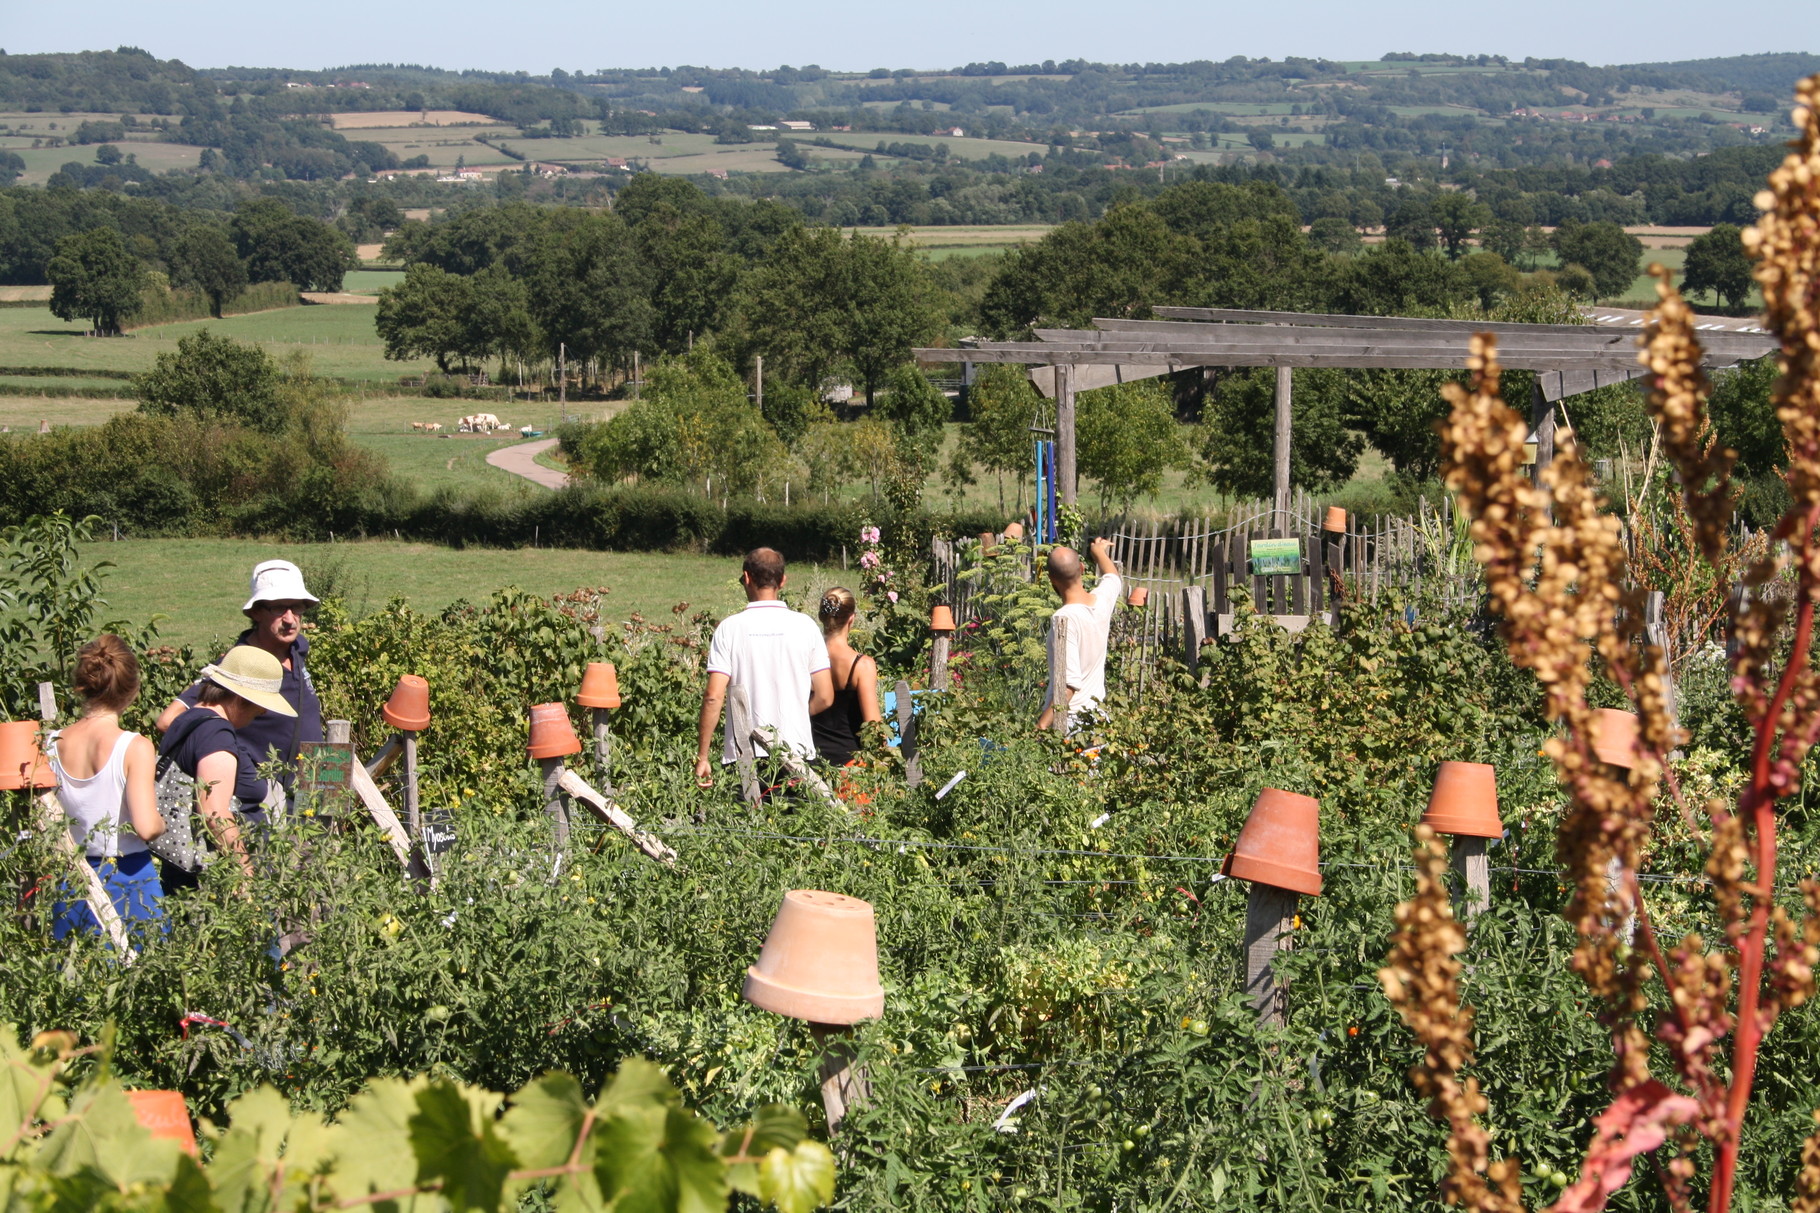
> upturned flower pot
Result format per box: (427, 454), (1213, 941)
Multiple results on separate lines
(930, 606), (956, 633)
(1589, 708), (1639, 770)
(977, 530), (997, 553)
(1221, 788), (1323, 896)
(0, 720), (54, 791)
(526, 702), (582, 759)
(577, 662), (622, 709)
(1420, 761), (1502, 838)
(1322, 506), (1347, 534)
(1002, 521), (1025, 541)
(743, 889), (885, 1024)
(380, 675), (431, 732)
(126, 1090), (197, 1156)
(1127, 586), (1149, 608)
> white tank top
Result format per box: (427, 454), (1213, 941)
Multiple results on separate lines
(49, 731), (144, 859)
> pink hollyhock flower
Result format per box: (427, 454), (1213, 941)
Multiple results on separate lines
(887, 591), (898, 603)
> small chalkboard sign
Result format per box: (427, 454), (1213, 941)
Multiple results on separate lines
(422, 807), (458, 855)
(297, 743), (354, 818)
(1249, 538), (1302, 576)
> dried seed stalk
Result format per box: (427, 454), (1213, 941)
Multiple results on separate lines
(1379, 826), (1522, 1211)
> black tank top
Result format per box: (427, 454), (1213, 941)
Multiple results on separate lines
(811, 654), (868, 767)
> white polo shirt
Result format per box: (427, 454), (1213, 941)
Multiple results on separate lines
(706, 600), (830, 762)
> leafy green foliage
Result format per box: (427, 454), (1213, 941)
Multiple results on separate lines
(0, 1027), (833, 1213)
(46, 227), (146, 338)
(132, 331), (283, 434)
(1074, 379), (1187, 512)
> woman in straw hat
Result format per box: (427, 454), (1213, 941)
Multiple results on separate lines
(157, 646), (297, 887)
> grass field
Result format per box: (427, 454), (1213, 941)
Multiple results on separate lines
(811, 132), (1053, 161)
(0, 304), (430, 383)
(340, 269), (404, 295)
(329, 110), (499, 129)
(847, 224), (1052, 249)
(92, 539), (755, 650)
(1, 141), (205, 185)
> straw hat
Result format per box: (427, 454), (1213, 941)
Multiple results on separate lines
(200, 647), (298, 717)
(242, 560), (319, 613)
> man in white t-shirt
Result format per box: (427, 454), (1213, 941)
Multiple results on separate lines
(1037, 537), (1122, 731)
(695, 548), (835, 783)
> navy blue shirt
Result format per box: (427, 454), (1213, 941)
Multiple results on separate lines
(159, 707), (272, 806)
(177, 631), (325, 776)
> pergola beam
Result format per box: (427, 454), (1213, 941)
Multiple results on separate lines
(916, 347), (1676, 371)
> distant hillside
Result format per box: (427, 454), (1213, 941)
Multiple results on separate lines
(1621, 52), (1820, 94)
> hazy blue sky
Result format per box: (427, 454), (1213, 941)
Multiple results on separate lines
(3, 0), (1814, 74)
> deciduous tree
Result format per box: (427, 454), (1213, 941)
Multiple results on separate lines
(1680, 223), (1753, 309)
(169, 224), (246, 319)
(131, 329), (283, 432)
(46, 226), (145, 336)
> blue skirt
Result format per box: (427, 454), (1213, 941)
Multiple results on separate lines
(51, 851), (165, 941)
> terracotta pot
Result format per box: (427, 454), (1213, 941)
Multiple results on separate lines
(977, 530), (997, 553)
(1127, 586), (1149, 608)
(1588, 708), (1639, 770)
(1420, 761), (1502, 838)
(1221, 788), (1322, 896)
(0, 720), (53, 791)
(930, 605), (956, 633)
(526, 702), (582, 759)
(743, 889), (885, 1024)
(1322, 506), (1347, 534)
(380, 674), (431, 732)
(577, 662), (622, 709)
(126, 1090), (197, 1156)
(1003, 521), (1025, 541)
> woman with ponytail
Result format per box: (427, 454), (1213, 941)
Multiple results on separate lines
(46, 634), (165, 938)
(809, 587), (883, 769)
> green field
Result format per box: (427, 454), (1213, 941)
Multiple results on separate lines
(0, 303), (431, 382)
(340, 269), (404, 295)
(92, 538), (756, 651)
(0, 140), (205, 185)
(812, 132), (1053, 161)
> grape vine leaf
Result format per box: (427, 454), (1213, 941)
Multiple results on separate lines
(758, 1141), (837, 1213)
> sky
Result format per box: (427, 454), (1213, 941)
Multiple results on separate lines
(2, 0), (1814, 74)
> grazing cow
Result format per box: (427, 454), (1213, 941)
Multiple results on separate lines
(425, 422), (443, 432)
(411, 421), (427, 431)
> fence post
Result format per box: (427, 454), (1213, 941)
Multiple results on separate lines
(1181, 585), (1207, 672)
(1047, 615), (1071, 735)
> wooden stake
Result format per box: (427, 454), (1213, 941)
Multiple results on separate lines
(1055, 363), (1076, 506)
(811, 1023), (872, 1135)
(555, 767), (677, 864)
(930, 634), (951, 693)
(726, 684), (762, 806)
(35, 791), (135, 962)
(1181, 585), (1207, 673)
(894, 679), (921, 788)
(538, 757), (569, 850)
(327, 720), (351, 746)
(591, 709), (613, 791)
(1448, 836), (1490, 924)
(751, 727), (845, 811)
(36, 682), (56, 724)
(1243, 883), (1298, 1028)
(1047, 615), (1071, 735)
(1529, 378), (1555, 485)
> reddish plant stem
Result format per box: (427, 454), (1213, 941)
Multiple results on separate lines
(1713, 507), (1817, 1208)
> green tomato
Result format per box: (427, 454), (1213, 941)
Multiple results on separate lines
(1133, 1124), (1150, 1138)
(425, 1005), (451, 1023)
(1188, 1020), (1210, 1037)
(1014, 1188), (1029, 1200)
(1550, 1171), (1569, 1189)
(1121, 1140), (1136, 1152)
(1087, 1085), (1103, 1099)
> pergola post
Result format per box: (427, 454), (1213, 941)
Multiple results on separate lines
(1055, 363), (1077, 507)
(1273, 367), (1292, 531)
(1529, 378), (1555, 483)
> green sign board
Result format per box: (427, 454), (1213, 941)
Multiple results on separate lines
(1249, 538), (1302, 576)
(297, 743), (354, 818)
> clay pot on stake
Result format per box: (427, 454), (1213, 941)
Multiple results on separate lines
(1322, 506), (1347, 534)
(126, 1090), (198, 1156)
(378, 676), (431, 876)
(929, 608), (954, 691)
(0, 720), (54, 792)
(527, 703), (582, 851)
(744, 889), (885, 1133)
(1222, 788), (1322, 1027)
(1420, 761), (1502, 921)
(1584, 708), (1642, 940)
(576, 662), (621, 787)
(1127, 585), (1149, 609)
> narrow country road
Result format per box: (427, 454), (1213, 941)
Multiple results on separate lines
(486, 437), (569, 489)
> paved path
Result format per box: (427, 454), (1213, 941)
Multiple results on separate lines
(486, 438), (569, 489)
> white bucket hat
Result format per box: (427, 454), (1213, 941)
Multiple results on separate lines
(200, 646), (298, 717)
(242, 560), (319, 613)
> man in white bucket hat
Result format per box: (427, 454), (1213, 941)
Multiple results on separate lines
(156, 560), (325, 786)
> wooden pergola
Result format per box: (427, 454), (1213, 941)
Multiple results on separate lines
(914, 307), (1775, 519)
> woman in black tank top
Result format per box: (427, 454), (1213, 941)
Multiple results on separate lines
(810, 587), (882, 768)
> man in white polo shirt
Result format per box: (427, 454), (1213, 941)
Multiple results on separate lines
(694, 547), (834, 784)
